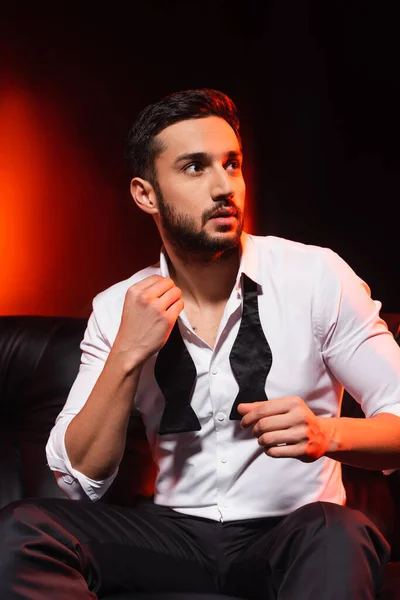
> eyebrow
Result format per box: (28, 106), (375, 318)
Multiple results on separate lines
(173, 150), (243, 166)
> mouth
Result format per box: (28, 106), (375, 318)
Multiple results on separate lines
(210, 207), (237, 219)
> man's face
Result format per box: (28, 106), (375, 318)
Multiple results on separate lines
(152, 116), (246, 255)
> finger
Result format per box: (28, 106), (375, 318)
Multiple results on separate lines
(237, 402), (266, 415)
(132, 275), (167, 291)
(156, 286), (182, 312)
(240, 398), (292, 428)
(252, 413), (295, 437)
(165, 298), (184, 323)
(144, 277), (177, 300)
(130, 277), (176, 303)
(265, 441), (310, 460)
(257, 425), (307, 448)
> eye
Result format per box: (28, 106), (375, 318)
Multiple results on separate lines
(183, 162), (204, 175)
(226, 159), (242, 172)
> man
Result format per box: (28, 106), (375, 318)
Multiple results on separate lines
(1, 88), (400, 599)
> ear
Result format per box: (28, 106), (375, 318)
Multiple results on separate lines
(130, 177), (159, 215)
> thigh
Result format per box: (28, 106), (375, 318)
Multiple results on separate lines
(1, 497), (219, 597)
(223, 502), (390, 600)
(219, 516), (282, 599)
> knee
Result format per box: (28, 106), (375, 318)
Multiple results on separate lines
(319, 501), (378, 537)
(294, 500), (373, 531)
(315, 502), (389, 559)
(290, 501), (388, 550)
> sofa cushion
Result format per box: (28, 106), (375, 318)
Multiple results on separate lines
(0, 316), (87, 506)
(0, 316), (156, 508)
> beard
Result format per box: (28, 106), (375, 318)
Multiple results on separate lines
(154, 181), (244, 258)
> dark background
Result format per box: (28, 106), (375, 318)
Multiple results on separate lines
(1, 1), (399, 315)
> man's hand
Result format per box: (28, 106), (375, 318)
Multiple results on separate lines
(65, 274), (183, 481)
(238, 396), (332, 462)
(112, 275), (184, 367)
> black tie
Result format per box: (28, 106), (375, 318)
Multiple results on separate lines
(229, 274), (273, 420)
(154, 322), (201, 435)
(154, 273), (273, 434)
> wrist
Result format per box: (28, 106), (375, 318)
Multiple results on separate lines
(108, 346), (146, 376)
(319, 417), (342, 456)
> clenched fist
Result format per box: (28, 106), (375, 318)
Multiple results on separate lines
(112, 275), (184, 367)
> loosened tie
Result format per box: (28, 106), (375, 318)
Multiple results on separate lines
(154, 321), (201, 435)
(229, 274), (273, 420)
(154, 273), (273, 433)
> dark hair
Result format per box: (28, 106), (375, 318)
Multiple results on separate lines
(125, 88), (241, 184)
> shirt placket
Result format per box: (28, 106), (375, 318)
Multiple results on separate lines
(208, 290), (242, 522)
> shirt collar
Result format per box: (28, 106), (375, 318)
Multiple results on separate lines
(159, 246), (171, 278)
(235, 232), (262, 295)
(158, 231), (262, 296)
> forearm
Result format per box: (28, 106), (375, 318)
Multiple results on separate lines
(322, 412), (400, 470)
(63, 274), (183, 483)
(65, 350), (143, 480)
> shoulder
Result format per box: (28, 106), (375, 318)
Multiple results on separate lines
(245, 233), (363, 308)
(248, 234), (376, 342)
(249, 232), (329, 255)
(247, 233), (338, 276)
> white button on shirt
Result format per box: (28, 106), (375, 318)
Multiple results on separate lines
(46, 233), (400, 521)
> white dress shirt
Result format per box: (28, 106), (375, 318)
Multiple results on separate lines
(46, 233), (400, 521)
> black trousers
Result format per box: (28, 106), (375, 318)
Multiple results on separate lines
(0, 497), (390, 599)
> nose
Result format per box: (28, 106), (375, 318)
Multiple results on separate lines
(211, 165), (234, 202)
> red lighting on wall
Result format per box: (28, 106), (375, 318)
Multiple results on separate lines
(0, 86), (52, 313)
(0, 82), (256, 317)
(0, 83), (121, 316)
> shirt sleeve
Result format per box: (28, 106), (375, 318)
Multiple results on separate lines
(313, 249), (400, 423)
(45, 301), (118, 501)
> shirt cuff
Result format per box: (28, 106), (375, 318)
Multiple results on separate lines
(49, 460), (118, 501)
(46, 420), (118, 501)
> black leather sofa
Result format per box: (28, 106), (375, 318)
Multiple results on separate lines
(0, 315), (399, 599)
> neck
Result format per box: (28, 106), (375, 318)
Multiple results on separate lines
(164, 240), (241, 307)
